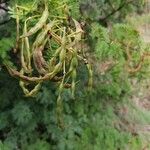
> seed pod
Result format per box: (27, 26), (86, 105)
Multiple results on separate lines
(52, 62), (63, 75)
(72, 19), (85, 57)
(71, 19), (83, 41)
(19, 70), (29, 95)
(25, 83), (41, 97)
(70, 55), (78, 69)
(32, 30), (48, 49)
(56, 95), (64, 129)
(20, 80), (41, 97)
(56, 77), (65, 129)
(5, 64), (64, 83)
(23, 19), (32, 72)
(59, 28), (66, 62)
(32, 22), (58, 74)
(20, 38), (29, 73)
(71, 81), (75, 98)
(86, 63), (93, 91)
(58, 80), (64, 94)
(33, 40), (48, 74)
(71, 69), (76, 98)
(48, 47), (62, 71)
(20, 0), (49, 38)
(19, 80), (29, 95)
(48, 57), (56, 71)
(14, 5), (20, 53)
(59, 47), (66, 62)
(66, 54), (78, 78)
(33, 21), (56, 48)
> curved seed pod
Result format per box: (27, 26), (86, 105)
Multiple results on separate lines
(19, 70), (41, 97)
(58, 79), (64, 94)
(25, 83), (41, 97)
(68, 19), (83, 41)
(48, 47), (61, 72)
(56, 95), (64, 129)
(71, 69), (76, 99)
(59, 28), (66, 62)
(21, 38), (29, 73)
(32, 22), (58, 74)
(32, 21), (56, 48)
(20, 0), (49, 38)
(72, 19), (86, 57)
(65, 53), (78, 78)
(56, 75), (65, 129)
(70, 54), (78, 69)
(20, 79), (41, 97)
(19, 80), (29, 95)
(86, 63), (93, 91)
(19, 69), (29, 95)
(48, 40), (76, 72)
(5, 65), (60, 83)
(14, 5), (20, 53)
(68, 51), (78, 98)
(23, 19), (32, 72)
(33, 50), (47, 74)
(20, 39), (32, 74)
(51, 62), (62, 75)
(33, 40), (48, 74)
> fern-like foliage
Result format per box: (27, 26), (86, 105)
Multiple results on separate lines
(0, 0), (149, 150)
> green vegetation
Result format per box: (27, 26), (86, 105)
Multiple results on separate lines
(0, 0), (149, 149)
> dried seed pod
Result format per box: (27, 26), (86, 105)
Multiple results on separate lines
(72, 19), (83, 40)
(14, 5), (20, 53)
(33, 40), (48, 74)
(32, 22), (58, 74)
(19, 80), (29, 95)
(21, 38), (29, 73)
(51, 62), (63, 75)
(25, 83), (41, 97)
(20, 0), (49, 38)
(22, 19), (32, 72)
(32, 21), (56, 48)
(5, 65), (61, 83)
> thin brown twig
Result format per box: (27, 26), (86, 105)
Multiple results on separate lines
(99, 0), (134, 22)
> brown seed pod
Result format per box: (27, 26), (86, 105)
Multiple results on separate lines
(33, 41), (48, 74)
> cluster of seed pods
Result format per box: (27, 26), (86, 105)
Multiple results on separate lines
(5, 0), (93, 126)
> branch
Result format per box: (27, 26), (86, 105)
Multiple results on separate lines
(99, 0), (134, 22)
(0, 5), (8, 11)
(107, 0), (115, 11)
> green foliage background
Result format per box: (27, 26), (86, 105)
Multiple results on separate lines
(0, 0), (149, 150)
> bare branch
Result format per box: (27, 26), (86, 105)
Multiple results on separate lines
(99, 0), (134, 22)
